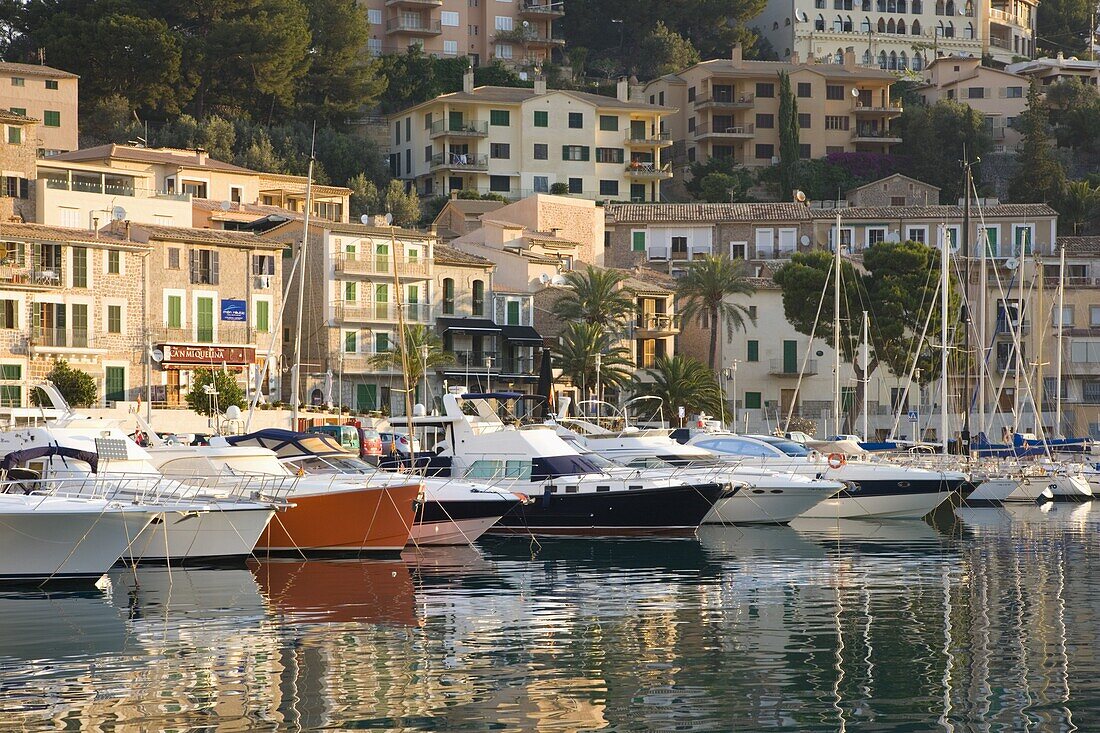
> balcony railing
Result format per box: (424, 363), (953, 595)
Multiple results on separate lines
(995, 317), (1030, 334)
(0, 263), (64, 287)
(519, 1), (565, 17)
(335, 302), (433, 323)
(385, 0), (443, 6)
(42, 177), (191, 201)
(624, 162), (673, 179)
(989, 7), (1026, 25)
(335, 253), (430, 278)
(31, 328), (94, 349)
(625, 131), (673, 146)
(769, 358), (819, 376)
(853, 101), (904, 113)
(635, 313), (681, 334)
(429, 119), (489, 137)
(444, 350), (501, 369)
(500, 356), (537, 375)
(852, 128), (901, 142)
(693, 93), (755, 109)
(431, 152), (489, 171)
(385, 17), (442, 34)
(694, 122), (754, 137)
(493, 28), (565, 45)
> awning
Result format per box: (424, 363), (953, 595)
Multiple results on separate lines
(500, 325), (543, 344)
(435, 317), (501, 334)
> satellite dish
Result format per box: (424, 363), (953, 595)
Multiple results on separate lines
(112, 206), (127, 221)
(360, 214), (371, 225)
(551, 274), (567, 286)
(522, 20), (530, 27)
(539, 273), (551, 284)
(224, 405), (242, 420)
(383, 212), (394, 226)
(1005, 257), (1020, 270)
(886, 230), (901, 242)
(794, 189), (807, 203)
(219, 200), (232, 212)
(800, 235), (810, 246)
(413, 403), (427, 417)
(150, 348), (164, 363)
(851, 87), (860, 97)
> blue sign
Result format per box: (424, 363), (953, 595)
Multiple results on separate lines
(907, 410), (918, 423)
(221, 299), (246, 322)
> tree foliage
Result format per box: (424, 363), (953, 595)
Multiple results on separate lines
(636, 355), (724, 418)
(637, 22), (701, 79)
(686, 158), (754, 202)
(1060, 179), (1100, 234)
(32, 360), (97, 408)
(1009, 79), (1066, 205)
(1037, 0), (1094, 56)
(777, 70), (799, 202)
(551, 266), (637, 329)
(551, 322), (636, 394)
(184, 369), (247, 416)
(367, 324), (452, 393)
(895, 99), (991, 202)
(675, 255), (757, 370)
(1046, 79), (1100, 154)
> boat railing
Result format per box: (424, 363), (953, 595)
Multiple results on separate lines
(0, 471), (297, 507)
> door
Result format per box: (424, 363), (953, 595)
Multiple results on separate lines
(506, 300), (520, 325)
(196, 297), (214, 343)
(105, 366), (125, 404)
(783, 340), (797, 374)
(375, 242), (390, 273)
(356, 383), (377, 412)
(630, 183), (645, 202)
(71, 303), (88, 347)
(449, 111), (463, 132)
(630, 119), (646, 140)
(780, 388), (799, 416)
(167, 370), (181, 406)
(375, 284), (389, 319)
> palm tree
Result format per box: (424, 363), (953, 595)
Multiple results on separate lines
(367, 324), (453, 391)
(551, 322), (635, 397)
(1060, 179), (1100, 234)
(676, 254), (757, 370)
(636, 355), (724, 419)
(551, 265), (636, 330)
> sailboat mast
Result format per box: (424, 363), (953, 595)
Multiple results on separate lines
(962, 159), (972, 455)
(861, 310), (869, 442)
(940, 223), (950, 455)
(290, 134), (316, 429)
(1055, 245), (1065, 438)
(978, 181), (988, 435)
(833, 210), (842, 437)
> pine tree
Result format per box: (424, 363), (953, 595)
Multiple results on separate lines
(1009, 78), (1066, 204)
(777, 70), (800, 202)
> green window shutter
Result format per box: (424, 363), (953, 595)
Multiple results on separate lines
(344, 281), (356, 301)
(345, 331), (357, 352)
(375, 333), (389, 353)
(745, 392), (762, 409)
(167, 296), (182, 329)
(408, 285), (419, 304)
(105, 367), (125, 403)
(507, 300), (520, 325)
(107, 305), (121, 333)
(197, 297), (214, 342)
(490, 109), (510, 126)
(356, 383), (377, 411)
(632, 231), (646, 252)
(7, 126), (19, 144)
(747, 340), (759, 362)
(43, 110), (60, 127)
(534, 110), (548, 127)
(256, 300), (270, 332)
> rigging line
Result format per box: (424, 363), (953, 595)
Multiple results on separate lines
(782, 257), (833, 434)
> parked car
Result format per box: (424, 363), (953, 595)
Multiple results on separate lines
(379, 431), (420, 455)
(306, 424), (383, 464)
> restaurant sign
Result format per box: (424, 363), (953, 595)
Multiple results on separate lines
(159, 344), (256, 365)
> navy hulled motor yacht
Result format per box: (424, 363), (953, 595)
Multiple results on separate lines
(388, 393), (734, 535)
(686, 433), (966, 519)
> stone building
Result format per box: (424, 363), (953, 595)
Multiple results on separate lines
(431, 197), (506, 240)
(0, 61), (79, 155)
(845, 173), (941, 206)
(0, 109), (38, 224)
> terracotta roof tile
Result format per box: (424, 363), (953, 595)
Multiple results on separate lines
(608, 202), (1057, 223)
(102, 221), (284, 249)
(434, 243), (493, 266)
(52, 144), (260, 174)
(0, 61), (78, 79)
(0, 222), (145, 246)
(1058, 236), (1100, 256)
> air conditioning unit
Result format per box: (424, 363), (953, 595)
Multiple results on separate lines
(255, 275), (272, 289)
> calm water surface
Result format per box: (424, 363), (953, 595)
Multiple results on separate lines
(2, 503), (1099, 731)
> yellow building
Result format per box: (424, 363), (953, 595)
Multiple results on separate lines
(389, 70), (674, 203)
(644, 46), (900, 170)
(918, 56), (1027, 152)
(0, 61), (79, 155)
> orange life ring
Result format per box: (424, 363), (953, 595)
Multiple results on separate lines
(827, 453), (847, 469)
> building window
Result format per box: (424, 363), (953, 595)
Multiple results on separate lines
(671, 236), (687, 254)
(441, 10), (459, 25)
(568, 112), (583, 128)
(6, 126), (19, 145)
(252, 254), (275, 276)
(425, 144), (433, 162)
(442, 278), (455, 314)
(755, 144), (775, 159)
(534, 143), (548, 160)
(255, 300), (270, 332)
(344, 281), (357, 302)
(534, 110), (548, 127)
(595, 147), (624, 163)
(562, 145), (590, 161)
(867, 227), (887, 246)
(107, 250), (120, 274)
(167, 295), (182, 328)
(632, 231), (646, 252)
(490, 109), (510, 126)
(344, 331), (357, 353)
(376, 332), (392, 355)
(43, 110), (60, 127)
(747, 340), (759, 362)
(472, 280), (485, 316)
(891, 196), (906, 206)
(906, 226), (927, 243)
(9, 107), (24, 116)
(489, 175), (511, 192)
(10, 77), (23, 87)
(45, 79), (58, 90)
(968, 86), (985, 99)
(825, 115), (850, 130)
(756, 113), (774, 129)
(1090, 305), (1100, 326)
(490, 142), (510, 159)
(744, 391), (762, 409)
(189, 249), (219, 285)
(107, 305), (122, 334)
(568, 177), (582, 194)
(798, 113), (811, 128)
(797, 82), (811, 97)
(799, 143), (811, 158)
(1007, 86), (1023, 98)
(826, 85), (844, 100)
(506, 300), (521, 325)
(1054, 305), (1074, 327)
(71, 246), (88, 288)
(599, 180), (619, 197)
(0, 298), (16, 329)
(756, 83), (774, 98)
(0, 363), (20, 407)
(599, 115), (618, 131)
(367, 8), (382, 24)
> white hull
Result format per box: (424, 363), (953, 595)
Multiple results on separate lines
(966, 478), (1019, 504)
(800, 490), (954, 519)
(410, 516), (502, 545)
(704, 488), (829, 525)
(1005, 475), (1090, 502)
(125, 506), (275, 561)
(0, 498), (155, 581)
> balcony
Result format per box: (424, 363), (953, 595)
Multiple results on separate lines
(335, 302), (432, 324)
(443, 350), (500, 370)
(499, 356), (538, 375)
(493, 28), (565, 47)
(624, 162), (673, 180)
(625, 131), (673, 148)
(693, 122), (754, 140)
(852, 128), (901, 144)
(334, 253), (430, 279)
(519, 1), (565, 18)
(694, 93), (755, 111)
(429, 119), (489, 139)
(156, 326), (254, 345)
(0, 263), (64, 289)
(385, 17), (442, 35)
(769, 359), (819, 376)
(853, 101), (904, 115)
(30, 328), (100, 352)
(385, 0), (442, 6)
(42, 176), (191, 202)
(430, 152), (489, 172)
(989, 7), (1028, 26)
(635, 313), (681, 337)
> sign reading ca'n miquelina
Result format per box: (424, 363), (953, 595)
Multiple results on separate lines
(160, 344), (256, 365)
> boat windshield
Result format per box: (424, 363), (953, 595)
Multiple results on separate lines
(531, 455), (606, 479)
(286, 455), (376, 474)
(755, 438), (813, 457)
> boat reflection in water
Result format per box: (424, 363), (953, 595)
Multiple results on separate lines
(1, 507), (1098, 731)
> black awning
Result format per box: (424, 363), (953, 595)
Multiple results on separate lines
(435, 317), (501, 334)
(500, 325), (543, 344)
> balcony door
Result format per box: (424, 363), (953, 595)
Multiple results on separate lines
(196, 296), (214, 343)
(783, 340), (798, 374)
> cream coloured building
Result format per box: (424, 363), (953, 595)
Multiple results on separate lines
(389, 70), (674, 202)
(752, 0), (1033, 68)
(360, 0), (564, 68)
(918, 55), (1027, 152)
(644, 47), (900, 169)
(0, 61), (79, 155)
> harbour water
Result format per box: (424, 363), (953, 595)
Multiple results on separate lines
(2, 504), (1098, 731)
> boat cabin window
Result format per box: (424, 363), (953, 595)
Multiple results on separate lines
(755, 438), (812, 457)
(695, 438), (780, 458)
(467, 460), (505, 480)
(625, 457), (666, 469)
(505, 460), (531, 479)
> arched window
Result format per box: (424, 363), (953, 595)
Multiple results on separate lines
(964, 21), (973, 38)
(816, 14), (826, 29)
(863, 49), (873, 64)
(472, 280), (484, 316)
(861, 17), (872, 31)
(936, 20), (944, 35)
(935, 0), (944, 14)
(888, 0), (897, 10)
(912, 0), (922, 12)
(887, 18), (896, 32)
(844, 15), (853, 30)
(945, 0), (955, 14)
(878, 50), (888, 68)
(442, 278), (455, 314)
(912, 18), (921, 33)
(945, 20), (954, 36)
(898, 18), (906, 32)
(877, 17), (886, 31)
(913, 52), (924, 70)
(899, 50), (908, 69)
(898, 0), (907, 12)
(835, 48), (844, 63)
(877, 0), (886, 11)
(889, 50), (898, 69)
(862, 0), (871, 10)
(833, 15), (843, 30)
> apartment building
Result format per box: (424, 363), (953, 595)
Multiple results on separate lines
(360, 0), (564, 67)
(0, 109), (38, 224)
(644, 48), (900, 170)
(751, 0), (1033, 68)
(918, 56), (1026, 151)
(101, 222), (285, 408)
(389, 71), (674, 202)
(0, 223), (150, 411)
(0, 61), (78, 155)
(1006, 54), (1100, 88)
(46, 145), (351, 228)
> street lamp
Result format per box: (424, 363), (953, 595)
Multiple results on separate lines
(723, 361), (740, 430)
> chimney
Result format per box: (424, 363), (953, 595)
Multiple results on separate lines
(450, 190), (459, 200)
(534, 78), (547, 95)
(616, 77), (629, 102)
(843, 48), (856, 68)
(195, 148), (207, 165)
(124, 220), (131, 241)
(463, 67), (474, 93)
(731, 43), (743, 66)
(370, 214), (390, 227)
(807, 51), (815, 63)
(790, 51), (801, 64)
